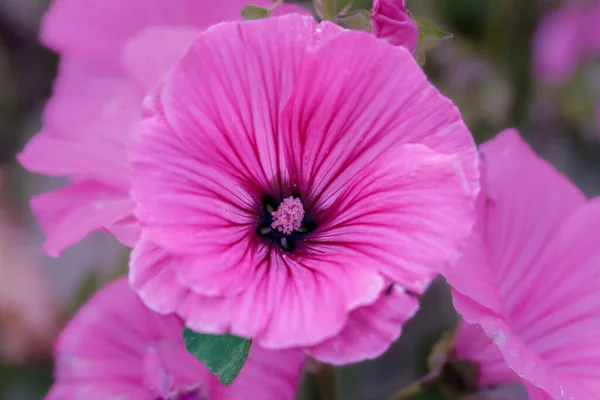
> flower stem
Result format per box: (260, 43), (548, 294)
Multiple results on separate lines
(314, 363), (339, 400)
(386, 381), (424, 400)
(304, 362), (339, 400)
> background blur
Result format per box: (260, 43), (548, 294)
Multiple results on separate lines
(0, 0), (599, 399)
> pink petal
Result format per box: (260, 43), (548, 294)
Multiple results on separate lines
(52, 279), (183, 388)
(371, 0), (418, 51)
(30, 181), (133, 257)
(525, 382), (553, 400)
(132, 114), (259, 272)
(179, 251), (384, 349)
(129, 238), (189, 314)
(18, 133), (131, 189)
(444, 204), (504, 314)
(312, 144), (475, 295)
(121, 26), (202, 92)
(248, 252), (384, 348)
(532, 1), (600, 85)
(51, 277), (305, 399)
(17, 58), (140, 187)
(133, 15), (340, 254)
(281, 27), (478, 209)
(453, 317), (518, 386)
(446, 129), (585, 317)
(41, 0), (253, 70)
(532, 6), (583, 84)
(105, 217), (140, 248)
(132, 238), (384, 351)
(142, 341), (211, 395)
(36, 57), (141, 146)
(306, 286), (418, 365)
(46, 382), (151, 400)
(213, 346), (305, 400)
(448, 130), (600, 399)
(17, 58), (141, 252)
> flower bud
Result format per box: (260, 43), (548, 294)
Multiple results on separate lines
(371, 0), (418, 52)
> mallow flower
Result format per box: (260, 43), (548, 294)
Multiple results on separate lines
(445, 129), (600, 399)
(46, 278), (305, 400)
(17, 0), (304, 256)
(533, 0), (600, 84)
(129, 13), (479, 360)
(18, 0), (479, 364)
(371, 0), (419, 51)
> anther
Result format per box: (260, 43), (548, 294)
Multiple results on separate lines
(271, 196), (305, 235)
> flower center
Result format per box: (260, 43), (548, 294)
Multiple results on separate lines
(271, 196), (305, 235)
(256, 194), (316, 252)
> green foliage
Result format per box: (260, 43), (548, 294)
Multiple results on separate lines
(335, 10), (372, 32)
(183, 329), (252, 385)
(241, 5), (272, 20)
(414, 18), (453, 65)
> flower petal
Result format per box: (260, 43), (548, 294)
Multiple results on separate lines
(133, 15), (341, 254)
(446, 129), (585, 316)
(179, 251), (384, 349)
(132, 114), (259, 278)
(45, 382), (151, 400)
(41, 0), (252, 69)
(306, 286), (417, 365)
(34, 57), (141, 146)
(250, 253), (384, 348)
(532, 6), (583, 84)
(31, 181), (133, 257)
(453, 316), (518, 386)
(18, 133), (131, 189)
(129, 238), (189, 314)
(450, 130), (600, 399)
(17, 58), (140, 188)
(281, 28), (478, 210)
(51, 277), (305, 399)
(312, 144), (475, 295)
(213, 346), (305, 400)
(121, 26), (201, 92)
(52, 279), (183, 390)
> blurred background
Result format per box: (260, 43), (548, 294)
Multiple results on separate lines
(0, 0), (599, 399)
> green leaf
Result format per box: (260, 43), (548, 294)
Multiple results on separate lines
(427, 330), (457, 373)
(241, 4), (271, 20)
(313, 0), (339, 21)
(183, 328), (252, 385)
(335, 9), (372, 32)
(414, 18), (453, 65)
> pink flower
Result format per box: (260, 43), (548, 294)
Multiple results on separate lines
(596, 101), (600, 137)
(445, 129), (600, 399)
(0, 173), (57, 363)
(130, 14), (479, 361)
(17, 0), (305, 257)
(371, 0), (418, 51)
(533, 1), (600, 84)
(46, 278), (305, 400)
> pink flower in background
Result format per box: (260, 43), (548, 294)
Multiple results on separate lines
(17, 0), (306, 257)
(47, 278), (305, 400)
(130, 14), (478, 362)
(0, 172), (57, 363)
(371, 0), (418, 51)
(596, 101), (600, 137)
(533, 0), (600, 84)
(445, 129), (600, 399)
